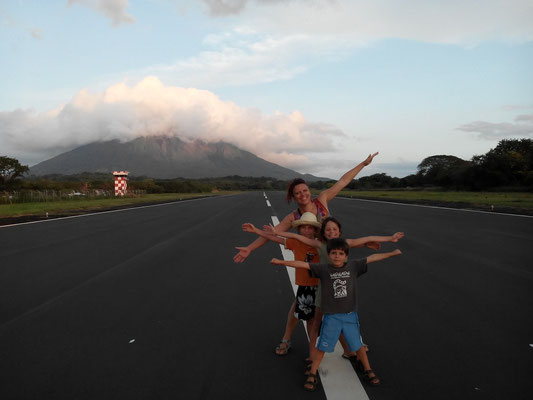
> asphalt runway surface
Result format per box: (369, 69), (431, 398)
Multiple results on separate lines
(1, 192), (532, 400)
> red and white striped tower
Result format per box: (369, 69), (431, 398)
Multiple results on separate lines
(113, 171), (129, 196)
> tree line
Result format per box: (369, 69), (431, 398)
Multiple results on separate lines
(1, 139), (532, 193)
(0, 166), (288, 194)
(343, 138), (532, 191)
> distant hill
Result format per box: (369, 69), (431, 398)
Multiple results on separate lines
(29, 136), (328, 181)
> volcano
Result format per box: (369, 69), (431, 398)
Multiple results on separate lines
(29, 136), (327, 181)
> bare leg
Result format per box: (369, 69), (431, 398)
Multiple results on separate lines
(357, 347), (380, 385)
(276, 300), (298, 355)
(305, 349), (325, 390)
(357, 346), (370, 370)
(306, 307), (322, 362)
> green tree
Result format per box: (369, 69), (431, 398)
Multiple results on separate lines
(347, 173), (400, 189)
(0, 156), (30, 190)
(470, 139), (533, 188)
(416, 155), (470, 187)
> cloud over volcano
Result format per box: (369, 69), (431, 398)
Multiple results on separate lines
(0, 76), (345, 169)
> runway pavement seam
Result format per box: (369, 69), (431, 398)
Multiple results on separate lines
(0, 231), (185, 331)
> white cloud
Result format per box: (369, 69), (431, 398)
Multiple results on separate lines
(0, 77), (344, 168)
(67, 0), (135, 27)
(134, 0), (533, 89)
(134, 33), (312, 89)
(1, 9), (44, 40)
(200, 0), (533, 44)
(457, 114), (533, 139)
(29, 27), (44, 39)
(502, 105), (533, 111)
(202, 0), (248, 16)
(516, 114), (533, 123)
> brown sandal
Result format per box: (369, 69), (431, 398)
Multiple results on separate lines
(363, 369), (380, 386)
(275, 339), (291, 355)
(304, 373), (319, 391)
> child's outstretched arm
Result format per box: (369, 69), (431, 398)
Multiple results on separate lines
(242, 223), (284, 245)
(270, 258), (310, 270)
(366, 249), (402, 264)
(347, 232), (404, 248)
(234, 216), (293, 263)
(263, 224), (321, 248)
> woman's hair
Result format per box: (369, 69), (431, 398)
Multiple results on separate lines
(326, 238), (349, 256)
(319, 216), (342, 241)
(286, 178), (307, 203)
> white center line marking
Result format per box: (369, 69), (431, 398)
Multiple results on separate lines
(270, 214), (369, 400)
(266, 200), (271, 207)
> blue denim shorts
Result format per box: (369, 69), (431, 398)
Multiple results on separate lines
(317, 312), (362, 353)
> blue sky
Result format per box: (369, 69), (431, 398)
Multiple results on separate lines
(1, 0), (532, 178)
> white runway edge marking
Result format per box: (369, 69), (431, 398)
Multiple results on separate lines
(339, 196), (533, 218)
(270, 216), (369, 400)
(0, 196), (224, 229)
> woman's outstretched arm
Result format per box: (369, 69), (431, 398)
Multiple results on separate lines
(317, 152), (378, 205)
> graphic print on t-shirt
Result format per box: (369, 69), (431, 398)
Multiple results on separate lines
(333, 278), (347, 298)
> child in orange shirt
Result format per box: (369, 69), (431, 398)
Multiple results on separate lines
(243, 212), (322, 363)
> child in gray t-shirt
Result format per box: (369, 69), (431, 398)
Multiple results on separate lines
(270, 237), (402, 392)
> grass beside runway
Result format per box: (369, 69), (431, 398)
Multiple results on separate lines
(335, 190), (533, 213)
(0, 192), (237, 218)
(1, 190), (532, 220)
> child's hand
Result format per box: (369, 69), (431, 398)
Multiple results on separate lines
(270, 258), (282, 265)
(234, 247), (251, 263)
(263, 223), (276, 235)
(391, 232), (404, 242)
(242, 223), (256, 233)
(392, 249), (402, 256)
(366, 241), (381, 250)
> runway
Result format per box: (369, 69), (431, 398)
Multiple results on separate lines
(1, 192), (532, 400)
